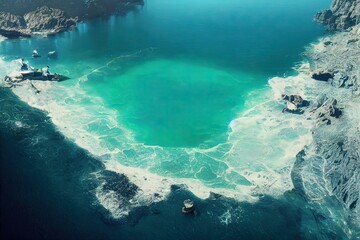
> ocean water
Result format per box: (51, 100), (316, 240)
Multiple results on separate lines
(2, 0), (353, 239)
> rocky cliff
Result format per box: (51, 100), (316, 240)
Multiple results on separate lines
(0, 0), (144, 18)
(0, 6), (77, 37)
(293, 0), (360, 233)
(0, 0), (144, 37)
(293, 25), (360, 225)
(24, 6), (77, 33)
(316, 0), (360, 30)
(0, 11), (29, 37)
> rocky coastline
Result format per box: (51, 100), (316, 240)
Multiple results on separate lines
(315, 0), (359, 31)
(0, 0), (144, 38)
(292, 0), (360, 233)
(0, 7), (77, 38)
(1, 0), (359, 236)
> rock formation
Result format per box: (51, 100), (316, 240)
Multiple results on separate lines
(316, 0), (360, 30)
(0, 0), (144, 19)
(312, 96), (342, 126)
(0, 0), (144, 37)
(0, 7), (76, 37)
(0, 12), (30, 37)
(294, 0), (360, 231)
(24, 6), (77, 34)
(307, 25), (359, 90)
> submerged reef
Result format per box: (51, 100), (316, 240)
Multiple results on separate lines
(0, 0), (144, 37)
(294, 0), (360, 233)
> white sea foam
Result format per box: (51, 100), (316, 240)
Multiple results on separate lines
(226, 64), (326, 196)
(4, 78), (254, 216)
(1, 57), (323, 219)
(95, 183), (131, 219)
(219, 210), (232, 225)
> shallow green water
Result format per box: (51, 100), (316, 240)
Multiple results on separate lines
(82, 59), (262, 147)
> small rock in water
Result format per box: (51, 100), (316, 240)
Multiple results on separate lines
(281, 94), (308, 114)
(182, 199), (195, 214)
(48, 51), (58, 59)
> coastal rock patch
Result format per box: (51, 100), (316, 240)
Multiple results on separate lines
(0, 12), (30, 37)
(0, 0), (144, 19)
(24, 6), (77, 34)
(308, 25), (359, 92)
(298, 13), (360, 227)
(0, 0), (144, 38)
(315, 0), (360, 30)
(312, 96), (342, 126)
(0, 6), (77, 37)
(0, 11), (26, 29)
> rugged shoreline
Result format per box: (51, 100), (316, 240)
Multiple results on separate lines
(0, 0), (359, 236)
(0, 7), (77, 38)
(0, 0), (144, 38)
(292, 0), (360, 233)
(316, 0), (359, 30)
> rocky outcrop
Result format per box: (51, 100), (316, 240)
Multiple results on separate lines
(304, 25), (360, 226)
(307, 25), (360, 90)
(0, 12), (30, 37)
(293, 119), (360, 224)
(315, 0), (360, 30)
(0, 12), (26, 29)
(317, 138), (360, 212)
(0, 0), (144, 38)
(0, 0), (144, 19)
(0, 6), (77, 37)
(24, 6), (77, 34)
(293, 0), (360, 229)
(312, 96), (342, 126)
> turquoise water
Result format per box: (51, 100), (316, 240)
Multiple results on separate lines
(0, 0), (330, 198)
(82, 59), (261, 147)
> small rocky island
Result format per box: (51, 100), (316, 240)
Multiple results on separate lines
(0, 0), (144, 38)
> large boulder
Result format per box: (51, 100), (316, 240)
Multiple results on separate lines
(315, 9), (333, 23)
(313, 96), (342, 126)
